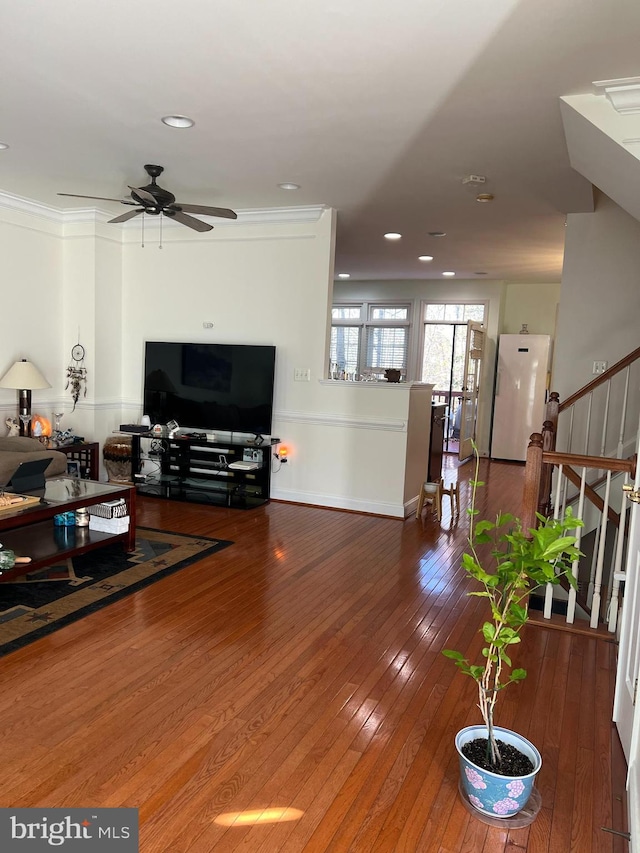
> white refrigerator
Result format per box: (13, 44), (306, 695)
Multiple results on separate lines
(491, 334), (551, 462)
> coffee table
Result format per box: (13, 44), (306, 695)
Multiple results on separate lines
(0, 478), (136, 582)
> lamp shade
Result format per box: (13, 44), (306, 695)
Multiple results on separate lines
(0, 359), (51, 390)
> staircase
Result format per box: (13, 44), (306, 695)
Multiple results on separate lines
(522, 347), (640, 632)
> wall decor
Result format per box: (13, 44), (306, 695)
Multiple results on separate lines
(66, 343), (87, 411)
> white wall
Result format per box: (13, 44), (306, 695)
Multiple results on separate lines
(0, 204), (65, 426)
(555, 193), (640, 397)
(553, 194), (640, 458)
(501, 283), (560, 337)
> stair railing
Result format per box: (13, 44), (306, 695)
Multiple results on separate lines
(523, 434), (636, 632)
(546, 346), (640, 461)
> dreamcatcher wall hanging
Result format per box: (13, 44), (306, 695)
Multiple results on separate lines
(66, 342), (87, 411)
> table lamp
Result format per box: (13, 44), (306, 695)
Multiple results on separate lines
(0, 358), (51, 436)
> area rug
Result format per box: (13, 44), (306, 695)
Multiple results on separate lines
(0, 528), (233, 657)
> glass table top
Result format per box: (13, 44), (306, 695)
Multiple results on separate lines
(42, 477), (132, 505)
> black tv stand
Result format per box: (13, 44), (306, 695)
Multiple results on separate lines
(129, 434), (276, 509)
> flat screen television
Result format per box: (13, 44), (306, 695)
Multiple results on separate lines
(143, 342), (276, 436)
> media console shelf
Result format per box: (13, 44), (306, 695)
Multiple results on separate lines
(130, 434), (276, 509)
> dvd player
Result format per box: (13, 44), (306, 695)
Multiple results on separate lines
(119, 424), (152, 434)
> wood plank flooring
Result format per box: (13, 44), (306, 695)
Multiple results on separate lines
(0, 458), (629, 852)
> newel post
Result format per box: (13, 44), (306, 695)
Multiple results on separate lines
(522, 433), (544, 531)
(545, 391), (559, 440)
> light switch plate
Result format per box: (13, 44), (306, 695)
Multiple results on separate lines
(593, 361), (608, 375)
(294, 368), (311, 381)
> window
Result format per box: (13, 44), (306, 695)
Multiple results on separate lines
(330, 325), (361, 375)
(365, 326), (408, 371)
(330, 302), (411, 378)
(424, 303), (485, 323)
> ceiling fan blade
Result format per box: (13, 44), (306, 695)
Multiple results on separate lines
(167, 210), (213, 232)
(58, 193), (136, 205)
(128, 186), (157, 206)
(108, 209), (144, 224)
(174, 203), (237, 220)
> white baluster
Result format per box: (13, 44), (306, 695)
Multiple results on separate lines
(590, 471), (612, 629)
(567, 468), (587, 625)
(616, 366), (630, 459)
(608, 475), (630, 632)
(567, 406), (575, 454)
(599, 379), (611, 460)
(544, 464), (565, 620)
(584, 393), (593, 455)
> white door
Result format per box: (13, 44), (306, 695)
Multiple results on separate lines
(458, 322), (484, 462)
(613, 425), (640, 849)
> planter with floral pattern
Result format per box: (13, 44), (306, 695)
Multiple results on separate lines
(455, 725), (541, 818)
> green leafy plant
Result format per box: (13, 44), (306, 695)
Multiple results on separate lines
(443, 445), (583, 768)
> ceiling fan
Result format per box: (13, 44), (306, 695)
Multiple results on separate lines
(58, 164), (237, 232)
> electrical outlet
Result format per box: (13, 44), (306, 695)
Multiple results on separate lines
(202, 322), (214, 329)
(294, 368), (311, 381)
(593, 360), (608, 375)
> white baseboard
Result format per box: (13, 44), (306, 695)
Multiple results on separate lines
(270, 486), (406, 518)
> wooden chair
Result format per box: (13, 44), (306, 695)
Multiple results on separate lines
(416, 478), (460, 521)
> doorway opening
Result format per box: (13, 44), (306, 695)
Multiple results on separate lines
(420, 303), (486, 455)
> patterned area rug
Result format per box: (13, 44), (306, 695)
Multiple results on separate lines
(0, 528), (233, 657)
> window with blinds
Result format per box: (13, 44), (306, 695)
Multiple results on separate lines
(330, 325), (361, 374)
(365, 326), (408, 370)
(330, 302), (411, 378)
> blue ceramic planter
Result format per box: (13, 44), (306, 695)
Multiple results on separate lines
(455, 725), (541, 818)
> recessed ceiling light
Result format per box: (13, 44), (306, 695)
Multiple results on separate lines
(474, 271), (488, 275)
(442, 271), (456, 277)
(476, 193), (494, 203)
(384, 232), (402, 240)
(337, 273), (350, 279)
(418, 255), (434, 262)
(161, 115), (195, 128)
(428, 231), (446, 237)
(278, 182), (301, 190)
(0, 142), (9, 150)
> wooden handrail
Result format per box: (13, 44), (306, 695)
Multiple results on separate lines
(558, 345), (640, 412)
(523, 434), (636, 530)
(541, 450), (636, 477)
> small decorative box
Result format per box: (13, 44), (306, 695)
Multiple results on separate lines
(88, 515), (130, 534)
(87, 499), (128, 519)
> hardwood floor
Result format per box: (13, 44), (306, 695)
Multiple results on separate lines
(0, 459), (628, 851)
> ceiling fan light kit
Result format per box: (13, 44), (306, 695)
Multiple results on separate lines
(58, 164), (237, 233)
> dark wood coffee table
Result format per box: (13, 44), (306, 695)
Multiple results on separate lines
(0, 478), (136, 582)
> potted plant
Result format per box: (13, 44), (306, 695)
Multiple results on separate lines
(443, 447), (582, 819)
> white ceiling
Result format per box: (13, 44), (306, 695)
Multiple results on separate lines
(1, 0), (639, 282)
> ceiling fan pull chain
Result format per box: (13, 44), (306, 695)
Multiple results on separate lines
(159, 212), (163, 249)
(141, 212), (145, 248)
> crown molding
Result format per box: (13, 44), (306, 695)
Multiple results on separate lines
(593, 77), (640, 114)
(0, 190), (67, 223)
(0, 190), (327, 229)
